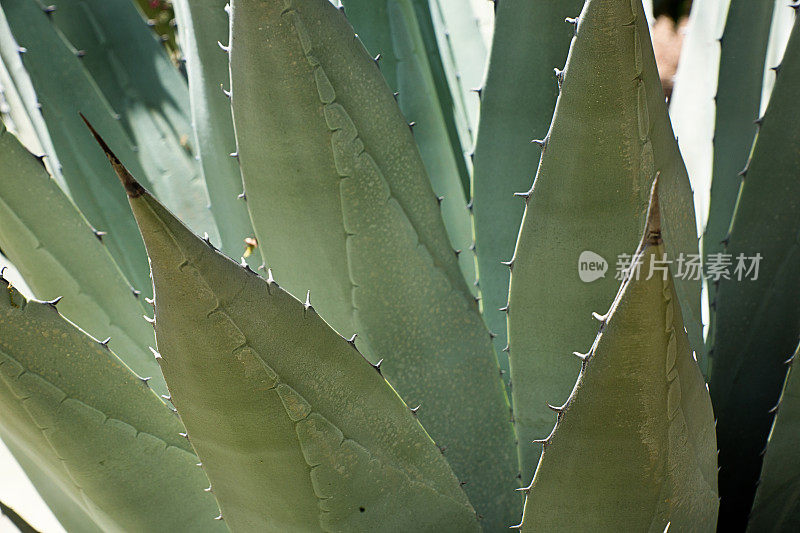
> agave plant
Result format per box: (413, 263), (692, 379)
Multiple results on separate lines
(0, 0), (797, 531)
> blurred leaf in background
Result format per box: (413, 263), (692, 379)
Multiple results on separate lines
(135, 0), (179, 62)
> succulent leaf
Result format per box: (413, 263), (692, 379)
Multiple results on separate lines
(669, 0), (730, 238)
(0, 0), (151, 295)
(94, 136), (480, 532)
(228, 0), (519, 525)
(507, 0), (702, 481)
(0, 121), (164, 395)
(517, 181), (719, 532)
(42, 0), (218, 249)
(0, 279), (222, 533)
(760, 1), (797, 114)
(172, 0), (258, 265)
(471, 0), (584, 377)
(344, 0), (477, 290)
(703, 0), (776, 331)
(0, 0), (224, 294)
(427, 0), (487, 164)
(747, 340), (800, 532)
(0, 8), (59, 176)
(1, 437), (104, 533)
(708, 11), (800, 527)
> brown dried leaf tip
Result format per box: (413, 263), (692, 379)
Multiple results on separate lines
(79, 113), (146, 198)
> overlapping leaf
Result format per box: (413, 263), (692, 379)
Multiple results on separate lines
(507, 0), (701, 480)
(90, 128), (480, 532)
(228, 0), (518, 525)
(0, 278), (222, 533)
(518, 182), (718, 532)
(0, 121), (163, 395)
(709, 11), (800, 527)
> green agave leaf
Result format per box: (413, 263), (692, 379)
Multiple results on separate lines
(0, 0), (150, 295)
(344, 0), (477, 290)
(517, 183), (718, 532)
(0, 121), (164, 396)
(2, 437), (103, 533)
(760, 1), (796, 115)
(708, 12), (800, 528)
(0, 278), (223, 533)
(43, 0), (218, 246)
(703, 0), (775, 329)
(428, 0), (486, 164)
(0, 7), (59, 177)
(91, 133), (479, 533)
(0, 499), (37, 533)
(471, 0), (583, 375)
(507, 0), (702, 481)
(669, 0), (729, 238)
(344, 0), (471, 194)
(228, 0), (518, 526)
(748, 340), (800, 532)
(172, 0), (258, 264)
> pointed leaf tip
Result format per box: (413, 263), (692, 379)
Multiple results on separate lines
(79, 113), (145, 198)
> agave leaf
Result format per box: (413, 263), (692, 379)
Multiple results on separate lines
(0, 0), (151, 294)
(507, 0), (702, 481)
(428, 0), (487, 162)
(344, 0), (477, 290)
(228, 0), (518, 525)
(90, 132), (479, 532)
(708, 12), (800, 528)
(747, 340), (800, 532)
(0, 279), (223, 533)
(0, 0), (223, 293)
(0, 121), (164, 395)
(669, 0), (729, 237)
(703, 0), (775, 301)
(45, 0), (190, 138)
(517, 181), (718, 532)
(344, 0), (471, 194)
(760, 1), (796, 115)
(0, 8), (56, 172)
(42, 0), (218, 245)
(172, 0), (258, 264)
(471, 0), (583, 374)
(1, 438), (102, 533)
